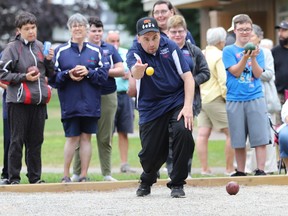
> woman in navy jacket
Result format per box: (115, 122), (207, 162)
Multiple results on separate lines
(50, 13), (109, 182)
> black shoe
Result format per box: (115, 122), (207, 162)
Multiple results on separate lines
(0, 178), (10, 185)
(136, 183), (151, 197)
(10, 181), (20, 185)
(231, 170), (247, 177)
(171, 186), (185, 198)
(1, 174), (8, 179)
(254, 169), (266, 176)
(33, 180), (45, 184)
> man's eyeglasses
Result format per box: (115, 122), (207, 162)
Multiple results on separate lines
(153, 10), (169, 16)
(236, 28), (252, 34)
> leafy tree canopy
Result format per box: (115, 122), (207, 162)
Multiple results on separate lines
(103, 0), (148, 36)
(0, 0), (101, 50)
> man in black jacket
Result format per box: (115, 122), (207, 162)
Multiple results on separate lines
(272, 19), (288, 125)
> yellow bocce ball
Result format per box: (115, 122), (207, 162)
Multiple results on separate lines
(146, 66), (154, 76)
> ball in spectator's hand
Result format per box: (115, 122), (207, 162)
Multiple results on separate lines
(27, 66), (40, 76)
(72, 69), (83, 77)
(244, 42), (256, 53)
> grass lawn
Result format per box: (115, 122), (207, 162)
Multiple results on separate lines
(0, 91), (228, 183)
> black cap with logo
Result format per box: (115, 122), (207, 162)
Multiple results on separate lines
(136, 17), (160, 36)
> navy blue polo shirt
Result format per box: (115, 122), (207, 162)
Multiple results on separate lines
(181, 44), (194, 71)
(100, 41), (123, 95)
(127, 36), (191, 125)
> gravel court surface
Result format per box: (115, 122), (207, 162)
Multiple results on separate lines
(0, 185), (287, 216)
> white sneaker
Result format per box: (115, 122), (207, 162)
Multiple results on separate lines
(103, 175), (118, 182)
(71, 174), (80, 182)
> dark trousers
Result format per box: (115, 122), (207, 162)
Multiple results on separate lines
(1, 118), (10, 179)
(8, 103), (46, 183)
(166, 124), (194, 176)
(139, 106), (194, 188)
(1, 91), (10, 179)
(166, 150), (193, 177)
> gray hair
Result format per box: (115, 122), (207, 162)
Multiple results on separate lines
(259, 38), (273, 50)
(67, 13), (88, 30)
(252, 24), (264, 40)
(206, 27), (227, 46)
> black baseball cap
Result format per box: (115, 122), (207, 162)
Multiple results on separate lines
(136, 17), (159, 36)
(275, 20), (288, 30)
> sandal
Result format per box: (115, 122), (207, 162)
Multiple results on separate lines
(61, 176), (71, 183)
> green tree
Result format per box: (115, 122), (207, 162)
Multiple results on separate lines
(0, 0), (101, 50)
(103, 0), (148, 35)
(0, 0), (66, 48)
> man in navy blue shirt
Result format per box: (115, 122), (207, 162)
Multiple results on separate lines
(127, 17), (195, 198)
